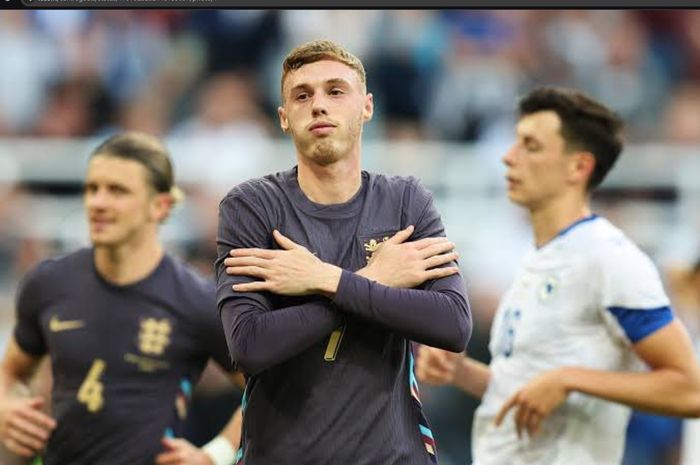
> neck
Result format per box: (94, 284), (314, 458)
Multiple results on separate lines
(297, 151), (362, 204)
(93, 230), (163, 286)
(529, 192), (591, 248)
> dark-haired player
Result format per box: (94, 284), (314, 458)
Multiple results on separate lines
(416, 87), (700, 465)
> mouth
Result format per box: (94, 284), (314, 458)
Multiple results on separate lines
(89, 218), (114, 231)
(308, 121), (336, 135)
(505, 176), (520, 189)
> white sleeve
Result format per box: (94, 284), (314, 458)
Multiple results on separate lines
(599, 238), (673, 344)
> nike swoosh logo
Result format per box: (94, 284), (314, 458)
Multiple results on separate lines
(49, 316), (85, 332)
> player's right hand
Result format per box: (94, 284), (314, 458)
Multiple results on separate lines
(0, 396), (56, 457)
(156, 437), (215, 465)
(415, 345), (461, 386)
(359, 225), (460, 288)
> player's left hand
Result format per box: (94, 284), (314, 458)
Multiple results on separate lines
(155, 437), (214, 465)
(225, 230), (342, 296)
(494, 369), (569, 438)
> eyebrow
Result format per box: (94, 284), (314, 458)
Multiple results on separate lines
(289, 78), (352, 95)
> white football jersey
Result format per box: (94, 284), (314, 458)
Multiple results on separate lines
(473, 215), (673, 465)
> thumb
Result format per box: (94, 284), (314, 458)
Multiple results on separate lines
(27, 396), (45, 409)
(273, 230), (298, 250)
(161, 437), (179, 450)
(385, 225), (414, 245)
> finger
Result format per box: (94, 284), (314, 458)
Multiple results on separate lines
(424, 252), (459, 269)
(15, 408), (56, 433)
(514, 404), (529, 439)
(229, 248), (277, 259)
(160, 437), (178, 450)
(4, 438), (36, 458)
(8, 416), (50, 444)
(526, 409), (541, 437)
(418, 347), (454, 371)
(226, 266), (269, 279)
(418, 366), (454, 385)
(424, 267), (460, 280)
(411, 237), (450, 250)
(155, 450), (184, 465)
(225, 256), (269, 268)
(418, 241), (455, 259)
(233, 281), (271, 293)
(385, 225), (414, 244)
(273, 230), (298, 251)
(27, 397), (45, 410)
(7, 427), (46, 451)
(9, 415), (52, 441)
(494, 396), (517, 427)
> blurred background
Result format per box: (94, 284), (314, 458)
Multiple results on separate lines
(0, 9), (699, 465)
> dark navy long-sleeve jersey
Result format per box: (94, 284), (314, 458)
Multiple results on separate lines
(216, 167), (472, 465)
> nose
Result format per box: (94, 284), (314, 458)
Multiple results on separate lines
(502, 144), (517, 167)
(85, 187), (108, 211)
(311, 94), (329, 118)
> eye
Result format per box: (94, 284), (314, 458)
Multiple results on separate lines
(329, 88), (344, 95)
(108, 184), (129, 195)
(84, 183), (97, 194)
(295, 92), (309, 102)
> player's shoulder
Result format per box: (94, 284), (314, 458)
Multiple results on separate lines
(24, 248), (92, 283)
(368, 172), (432, 201)
(161, 253), (215, 297)
(17, 248), (92, 299)
(370, 172), (423, 189)
(570, 216), (656, 271)
(221, 168), (292, 204)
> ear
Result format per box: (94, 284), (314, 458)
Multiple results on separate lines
(151, 192), (174, 223)
(362, 93), (374, 122)
(278, 106), (289, 133)
(570, 151), (596, 187)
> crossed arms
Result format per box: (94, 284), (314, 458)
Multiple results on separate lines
(217, 225), (472, 376)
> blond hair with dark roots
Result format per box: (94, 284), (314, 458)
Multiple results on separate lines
(281, 39), (367, 98)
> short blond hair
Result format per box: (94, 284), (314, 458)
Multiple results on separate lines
(281, 39), (367, 98)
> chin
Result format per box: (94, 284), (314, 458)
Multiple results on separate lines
(90, 233), (120, 248)
(506, 191), (529, 207)
(310, 142), (343, 166)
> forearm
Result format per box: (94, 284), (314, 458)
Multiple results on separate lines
(0, 340), (39, 399)
(220, 298), (342, 376)
(201, 406), (241, 465)
(453, 357), (491, 399)
(561, 366), (700, 417)
(0, 367), (21, 400)
(332, 271), (471, 352)
(220, 407), (242, 450)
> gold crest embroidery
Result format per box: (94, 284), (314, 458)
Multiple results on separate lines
(363, 237), (390, 263)
(138, 318), (172, 356)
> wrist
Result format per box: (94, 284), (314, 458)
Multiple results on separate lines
(558, 367), (578, 394)
(202, 435), (237, 465)
(317, 264), (343, 296)
(356, 266), (377, 282)
(452, 357), (468, 386)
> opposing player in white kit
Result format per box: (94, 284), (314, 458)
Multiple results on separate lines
(415, 87), (700, 465)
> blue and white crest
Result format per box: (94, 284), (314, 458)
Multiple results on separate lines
(539, 276), (559, 302)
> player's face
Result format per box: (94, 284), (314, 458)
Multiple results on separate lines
(278, 60), (373, 166)
(502, 111), (580, 210)
(84, 155), (159, 247)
